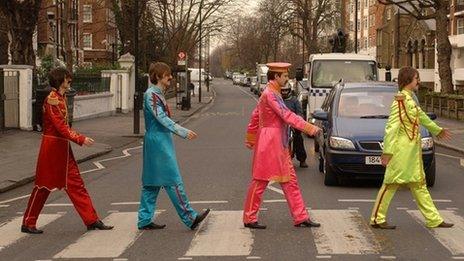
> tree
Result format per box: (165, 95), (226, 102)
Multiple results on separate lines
(0, 0), (42, 66)
(377, 0), (454, 94)
(0, 10), (9, 65)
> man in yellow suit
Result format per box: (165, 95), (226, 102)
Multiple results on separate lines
(370, 67), (454, 229)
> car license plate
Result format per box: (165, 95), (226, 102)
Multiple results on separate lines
(365, 156), (381, 165)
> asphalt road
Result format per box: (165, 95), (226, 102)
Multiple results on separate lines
(0, 79), (463, 261)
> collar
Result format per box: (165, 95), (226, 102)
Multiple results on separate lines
(150, 84), (163, 94)
(268, 80), (281, 94)
(401, 89), (413, 97)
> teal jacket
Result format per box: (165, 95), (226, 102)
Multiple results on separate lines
(142, 85), (189, 186)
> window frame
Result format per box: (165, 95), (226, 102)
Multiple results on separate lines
(83, 5), (92, 23)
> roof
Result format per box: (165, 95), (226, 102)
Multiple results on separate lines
(309, 53), (376, 61)
(338, 81), (398, 89)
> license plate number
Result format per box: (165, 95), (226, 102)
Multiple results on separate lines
(365, 156), (381, 165)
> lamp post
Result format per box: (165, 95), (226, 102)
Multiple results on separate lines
(354, 0), (358, 53)
(198, 5), (202, 103)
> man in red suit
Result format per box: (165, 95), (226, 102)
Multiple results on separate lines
(21, 67), (113, 234)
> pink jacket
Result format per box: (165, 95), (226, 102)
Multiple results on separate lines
(245, 81), (318, 182)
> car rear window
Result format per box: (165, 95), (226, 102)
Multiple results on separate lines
(337, 88), (396, 118)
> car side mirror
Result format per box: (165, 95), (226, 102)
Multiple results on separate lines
(295, 68), (303, 81)
(426, 112), (437, 120)
(312, 109), (328, 121)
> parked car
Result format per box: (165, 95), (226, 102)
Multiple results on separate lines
(250, 76), (258, 91)
(233, 75), (245, 85)
(312, 82), (437, 186)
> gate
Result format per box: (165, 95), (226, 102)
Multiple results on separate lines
(0, 69), (20, 129)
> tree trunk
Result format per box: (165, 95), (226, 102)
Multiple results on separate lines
(0, 0), (42, 67)
(0, 12), (9, 64)
(62, 0), (73, 71)
(435, 3), (454, 94)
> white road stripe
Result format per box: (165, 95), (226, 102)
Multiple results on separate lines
(0, 205), (9, 208)
(110, 201), (228, 206)
(0, 194), (30, 205)
(316, 256), (332, 259)
(452, 257), (464, 260)
(338, 199), (375, 202)
(461, 159), (464, 167)
(184, 211), (253, 256)
(396, 207), (409, 210)
(266, 184), (284, 195)
(447, 208), (459, 210)
(81, 145), (142, 175)
(178, 258), (193, 260)
(408, 210), (464, 255)
(311, 210), (380, 255)
(44, 203), (73, 207)
(54, 212), (143, 258)
(263, 199), (287, 203)
(380, 256), (397, 259)
(246, 257), (261, 260)
(0, 214), (63, 251)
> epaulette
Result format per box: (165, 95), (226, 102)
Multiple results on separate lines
(47, 92), (60, 106)
(395, 93), (405, 101)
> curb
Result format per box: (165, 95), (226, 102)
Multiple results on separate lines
(0, 146), (113, 193)
(435, 141), (464, 154)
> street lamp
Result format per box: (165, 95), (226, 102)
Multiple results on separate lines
(198, 5), (202, 103)
(133, 0), (140, 134)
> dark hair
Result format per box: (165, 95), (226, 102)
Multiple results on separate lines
(398, 66), (418, 90)
(149, 62), (172, 84)
(267, 71), (283, 81)
(48, 67), (72, 88)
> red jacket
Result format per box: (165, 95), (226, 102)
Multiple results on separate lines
(35, 89), (86, 190)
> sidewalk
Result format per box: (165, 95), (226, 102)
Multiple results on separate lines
(434, 117), (464, 154)
(0, 85), (214, 193)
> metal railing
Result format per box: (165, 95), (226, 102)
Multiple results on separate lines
(72, 74), (111, 95)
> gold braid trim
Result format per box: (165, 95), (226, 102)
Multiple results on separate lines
(246, 133), (256, 144)
(47, 93), (60, 106)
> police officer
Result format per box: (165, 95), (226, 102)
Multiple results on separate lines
(281, 83), (308, 168)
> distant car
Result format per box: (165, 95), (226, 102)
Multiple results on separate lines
(250, 76), (258, 91)
(233, 75), (244, 85)
(312, 82), (437, 186)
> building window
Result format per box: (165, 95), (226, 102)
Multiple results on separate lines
(364, 0), (368, 7)
(458, 18), (464, 35)
(83, 33), (92, 49)
(83, 5), (92, 23)
(364, 18), (368, 29)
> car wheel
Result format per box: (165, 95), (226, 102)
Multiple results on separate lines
(425, 158), (436, 187)
(323, 153), (339, 186)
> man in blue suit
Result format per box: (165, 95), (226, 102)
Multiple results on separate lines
(137, 62), (210, 230)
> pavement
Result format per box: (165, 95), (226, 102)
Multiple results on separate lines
(0, 85), (214, 193)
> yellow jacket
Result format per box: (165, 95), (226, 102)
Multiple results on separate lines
(382, 89), (442, 184)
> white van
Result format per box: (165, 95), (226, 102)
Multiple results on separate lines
(302, 53), (378, 121)
(256, 64), (269, 95)
(189, 68), (206, 82)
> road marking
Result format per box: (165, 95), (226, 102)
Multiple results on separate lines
(348, 207), (359, 210)
(447, 208), (459, 210)
(236, 84), (258, 102)
(54, 212), (143, 258)
(246, 257), (261, 260)
(408, 210), (464, 255)
(452, 257), (464, 260)
(436, 153), (462, 159)
(266, 184), (284, 195)
(338, 199), (375, 202)
(0, 194), (30, 205)
(110, 200), (228, 206)
(0, 214), (63, 251)
(316, 256), (332, 259)
(0, 205), (9, 208)
(380, 256), (396, 259)
(184, 210), (253, 256)
(44, 203), (73, 207)
(81, 145), (142, 174)
(178, 258), (193, 260)
(311, 210), (380, 255)
(396, 207), (409, 210)
(413, 199), (452, 203)
(461, 159), (464, 167)
(113, 259), (128, 261)
(263, 199), (287, 203)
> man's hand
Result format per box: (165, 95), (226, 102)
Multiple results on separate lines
(437, 128), (452, 141)
(83, 137), (94, 146)
(381, 154), (392, 167)
(187, 130), (198, 140)
(245, 142), (254, 150)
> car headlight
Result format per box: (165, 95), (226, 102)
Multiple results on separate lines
(421, 137), (434, 150)
(329, 137), (356, 150)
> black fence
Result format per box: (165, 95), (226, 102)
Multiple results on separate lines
(72, 74), (111, 95)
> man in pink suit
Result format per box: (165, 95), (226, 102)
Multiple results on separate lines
(243, 62), (321, 229)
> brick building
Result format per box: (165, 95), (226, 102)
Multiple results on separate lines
(36, 0), (118, 66)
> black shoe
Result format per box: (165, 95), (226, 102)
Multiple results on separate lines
(295, 219), (320, 227)
(139, 222), (166, 230)
(299, 161), (309, 168)
(87, 220), (114, 230)
(371, 222), (396, 229)
(21, 225), (43, 234)
(190, 209), (210, 230)
(244, 222), (267, 229)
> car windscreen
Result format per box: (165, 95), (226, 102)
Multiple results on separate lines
(336, 88), (396, 118)
(311, 60), (377, 88)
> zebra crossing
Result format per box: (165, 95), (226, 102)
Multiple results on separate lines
(0, 209), (463, 259)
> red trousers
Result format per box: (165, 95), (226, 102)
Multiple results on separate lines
(243, 170), (309, 225)
(22, 157), (99, 227)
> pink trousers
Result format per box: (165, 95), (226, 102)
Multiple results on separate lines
(243, 171), (309, 225)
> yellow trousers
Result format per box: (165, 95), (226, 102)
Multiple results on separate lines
(370, 183), (443, 227)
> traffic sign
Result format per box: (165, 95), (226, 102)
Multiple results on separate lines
(178, 52), (186, 60)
